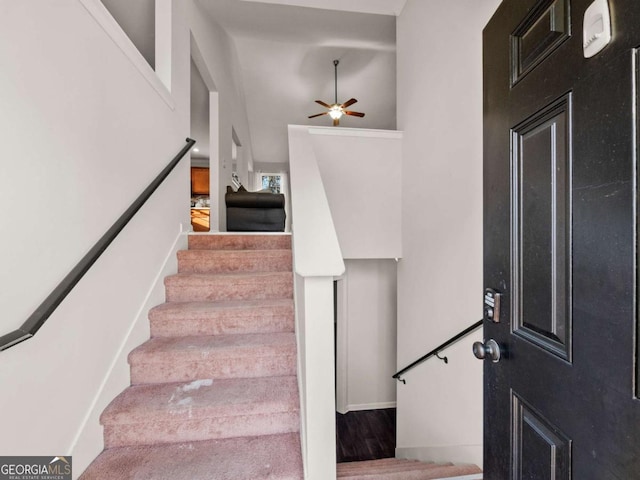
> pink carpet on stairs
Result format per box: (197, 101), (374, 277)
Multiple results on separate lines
(101, 376), (300, 448)
(79, 234), (303, 479)
(149, 298), (294, 337)
(79, 433), (303, 480)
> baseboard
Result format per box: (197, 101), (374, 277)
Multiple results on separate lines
(343, 401), (397, 413)
(69, 230), (188, 478)
(395, 444), (482, 469)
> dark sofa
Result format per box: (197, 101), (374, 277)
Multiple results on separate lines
(225, 185), (286, 232)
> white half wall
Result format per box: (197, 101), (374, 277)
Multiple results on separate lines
(289, 124), (345, 478)
(310, 127), (402, 260)
(293, 276), (338, 480)
(396, 0), (502, 467)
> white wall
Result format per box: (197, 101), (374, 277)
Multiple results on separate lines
(0, 1), (259, 476)
(337, 259), (397, 412)
(311, 127), (402, 259)
(190, 58), (211, 161)
(185, 2), (254, 231)
(395, 0), (501, 467)
(0, 0), (190, 475)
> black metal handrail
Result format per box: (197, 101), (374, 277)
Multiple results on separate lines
(0, 138), (196, 351)
(393, 319), (483, 384)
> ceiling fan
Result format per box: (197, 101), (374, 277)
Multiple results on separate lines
(308, 59), (365, 126)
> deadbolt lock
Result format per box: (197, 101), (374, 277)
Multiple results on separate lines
(484, 288), (502, 323)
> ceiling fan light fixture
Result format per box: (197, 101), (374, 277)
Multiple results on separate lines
(308, 59), (365, 126)
(329, 105), (343, 120)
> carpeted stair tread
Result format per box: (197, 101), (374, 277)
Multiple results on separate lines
(339, 462), (453, 475)
(338, 459), (433, 474)
(129, 333), (296, 384)
(149, 299), (294, 336)
(188, 234), (291, 251)
(338, 461), (446, 475)
(337, 460), (481, 480)
(177, 249), (292, 274)
(165, 271), (293, 302)
(339, 459), (423, 471)
(101, 376), (299, 447)
(79, 433), (303, 480)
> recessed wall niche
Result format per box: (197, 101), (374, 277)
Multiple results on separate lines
(101, 0), (156, 69)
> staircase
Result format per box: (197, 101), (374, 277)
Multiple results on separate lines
(80, 234), (303, 480)
(337, 459), (481, 480)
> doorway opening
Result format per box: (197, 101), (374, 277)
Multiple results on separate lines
(190, 56), (210, 231)
(190, 34), (221, 231)
(333, 263), (398, 464)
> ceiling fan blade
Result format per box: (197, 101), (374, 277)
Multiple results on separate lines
(315, 100), (332, 108)
(341, 98), (358, 108)
(308, 112), (329, 119)
(345, 111), (365, 117)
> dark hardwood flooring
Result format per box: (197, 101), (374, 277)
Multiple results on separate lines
(336, 408), (396, 463)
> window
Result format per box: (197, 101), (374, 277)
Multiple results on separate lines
(261, 174), (282, 194)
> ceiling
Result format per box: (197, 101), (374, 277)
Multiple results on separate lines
(196, 0), (401, 164)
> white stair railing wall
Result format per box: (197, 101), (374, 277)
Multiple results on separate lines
(288, 125), (345, 480)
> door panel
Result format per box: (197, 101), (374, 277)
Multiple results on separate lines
(483, 0), (640, 479)
(511, 0), (571, 85)
(512, 94), (572, 360)
(512, 392), (571, 480)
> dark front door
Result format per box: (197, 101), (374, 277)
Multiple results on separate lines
(483, 0), (640, 478)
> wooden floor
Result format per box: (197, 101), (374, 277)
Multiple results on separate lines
(336, 408), (396, 463)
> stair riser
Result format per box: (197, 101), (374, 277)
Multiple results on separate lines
(150, 309), (294, 337)
(188, 234), (291, 251)
(130, 354), (297, 384)
(165, 275), (293, 302)
(177, 250), (292, 274)
(337, 465), (482, 480)
(104, 412), (300, 448)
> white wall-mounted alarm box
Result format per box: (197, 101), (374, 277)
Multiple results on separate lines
(583, 0), (612, 58)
